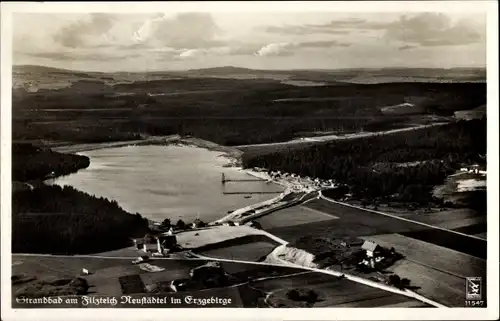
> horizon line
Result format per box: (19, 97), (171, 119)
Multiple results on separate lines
(12, 63), (487, 74)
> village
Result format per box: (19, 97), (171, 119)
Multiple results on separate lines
(121, 213), (409, 295)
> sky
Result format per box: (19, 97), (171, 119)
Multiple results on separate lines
(12, 10), (487, 71)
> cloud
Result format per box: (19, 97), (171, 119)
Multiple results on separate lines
(298, 40), (351, 48)
(53, 13), (117, 48)
(398, 45), (417, 51)
(255, 40), (351, 57)
(263, 13), (484, 49)
(255, 43), (294, 57)
(384, 13), (484, 47)
(265, 25), (351, 35)
(50, 12), (226, 51)
(176, 45), (260, 59)
(264, 18), (389, 35)
(133, 12), (225, 49)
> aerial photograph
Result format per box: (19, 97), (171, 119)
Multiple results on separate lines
(4, 3), (493, 313)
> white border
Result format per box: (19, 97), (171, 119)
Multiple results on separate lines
(1, 1), (498, 320)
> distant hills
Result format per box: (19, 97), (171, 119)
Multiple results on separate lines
(14, 64), (486, 75)
(12, 64), (487, 86)
(13, 65), (93, 76)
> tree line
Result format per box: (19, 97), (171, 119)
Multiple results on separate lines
(12, 143), (90, 181)
(12, 185), (150, 254)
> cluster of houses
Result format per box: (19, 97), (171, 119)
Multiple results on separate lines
(266, 169), (336, 190)
(132, 217), (213, 260)
(132, 233), (178, 257)
(459, 164), (487, 175)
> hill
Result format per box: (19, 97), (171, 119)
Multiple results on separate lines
(13, 65), (92, 77)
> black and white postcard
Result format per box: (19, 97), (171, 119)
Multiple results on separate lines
(1, 1), (498, 320)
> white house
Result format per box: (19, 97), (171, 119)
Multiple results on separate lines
(361, 240), (381, 258)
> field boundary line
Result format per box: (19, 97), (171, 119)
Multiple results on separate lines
(320, 195), (487, 241)
(404, 258), (467, 279)
(299, 205), (339, 219)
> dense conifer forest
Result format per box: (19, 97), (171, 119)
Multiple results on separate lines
(12, 143), (90, 181)
(12, 144), (149, 254)
(12, 185), (149, 254)
(13, 80), (485, 146)
(242, 119), (486, 204)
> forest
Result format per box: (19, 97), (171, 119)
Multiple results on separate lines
(12, 185), (150, 254)
(12, 143), (90, 181)
(242, 119), (486, 205)
(13, 78), (485, 146)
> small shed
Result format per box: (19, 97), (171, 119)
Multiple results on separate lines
(143, 239), (161, 254)
(361, 240), (381, 258)
(158, 235), (177, 251)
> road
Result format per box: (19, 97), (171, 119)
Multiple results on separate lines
(233, 122), (448, 149)
(188, 252), (446, 307)
(12, 249), (445, 308)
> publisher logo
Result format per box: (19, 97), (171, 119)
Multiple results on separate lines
(466, 277), (482, 300)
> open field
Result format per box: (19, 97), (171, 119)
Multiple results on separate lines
(346, 202), (486, 235)
(385, 259), (469, 307)
(403, 209), (485, 230)
(193, 234), (279, 261)
(197, 240), (277, 262)
(176, 225), (275, 249)
(359, 234), (486, 278)
(255, 205), (337, 230)
(300, 199), (486, 259)
(11, 253), (442, 308)
(249, 271), (430, 308)
(12, 255), (304, 301)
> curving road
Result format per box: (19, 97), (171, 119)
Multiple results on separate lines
(12, 248), (445, 308)
(191, 251), (446, 308)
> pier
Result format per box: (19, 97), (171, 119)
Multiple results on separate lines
(221, 173), (266, 184)
(221, 173), (281, 195)
(222, 191), (282, 195)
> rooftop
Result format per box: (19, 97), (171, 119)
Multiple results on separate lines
(361, 240), (379, 252)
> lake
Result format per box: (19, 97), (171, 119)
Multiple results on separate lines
(49, 145), (284, 223)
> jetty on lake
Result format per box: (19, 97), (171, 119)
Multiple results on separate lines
(221, 173), (265, 184)
(221, 173), (282, 195)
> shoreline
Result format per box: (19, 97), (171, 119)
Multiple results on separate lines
(52, 135), (244, 167)
(51, 135), (285, 225)
(52, 135), (325, 226)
